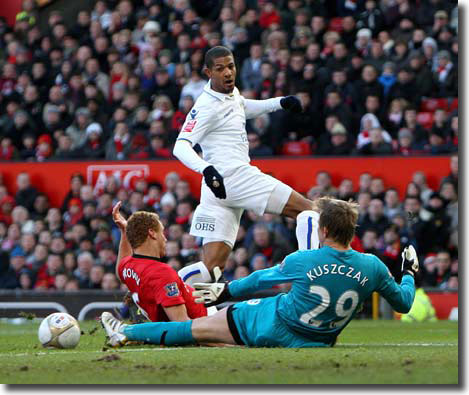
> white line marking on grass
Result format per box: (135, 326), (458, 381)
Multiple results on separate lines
(339, 343), (458, 347)
(0, 343), (457, 357)
(0, 347), (217, 357)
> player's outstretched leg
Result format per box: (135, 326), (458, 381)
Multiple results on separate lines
(178, 241), (232, 286)
(100, 312), (129, 347)
(178, 261), (212, 285)
(100, 312), (196, 346)
(296, 210), (320, 250)
(281, 190), (316, 219)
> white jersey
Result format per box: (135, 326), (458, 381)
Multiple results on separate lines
(176, 81), (282, 177)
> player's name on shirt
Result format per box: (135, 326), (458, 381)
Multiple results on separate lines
(122, 267), (141, 286)
(306, 264), (369, 287)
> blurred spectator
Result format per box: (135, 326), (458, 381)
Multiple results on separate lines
(248, 132), (273, 157)
(412, 171), (434, 204)
(74, 251), (94, 289)
(383, 188), (404, 220)
(15, 172), (39, 211)
(0, 246), (27, 288)
(358, 127), (393, 155)
(422, 250), (452, 287)
(357, 198), (389, 238)
(434, 50), (457, 97)
(337, 179), (356, 202)
(361, 229), (379, 256)
(357, 113), (392, 149)
(105, 122), (131, 160)
(241, 43), (264, 91)
(317, 122), (355, 156)
(409, 50), (434, 98)
(101, 272), (119, 290)
(379, 225), (402, 280)
(311, 171), (338, 197)
(35, 253), (62, 289)
(247, 223), (293, 265)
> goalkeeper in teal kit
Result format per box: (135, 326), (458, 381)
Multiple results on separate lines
(101, 197), (419, 348)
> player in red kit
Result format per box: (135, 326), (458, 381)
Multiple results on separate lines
(112, 201), (208, 323)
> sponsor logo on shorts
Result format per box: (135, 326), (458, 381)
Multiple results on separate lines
(165, 282), (180, 297)
(194, 216), (215, 231)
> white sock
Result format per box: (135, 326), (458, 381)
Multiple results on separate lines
(296, 210), (320, 250)
(178, 261), (212, 286)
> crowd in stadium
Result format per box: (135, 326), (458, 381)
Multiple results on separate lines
(0, 154), (458, 291)
(0, 0), (458, 160)
(0, 0), (458, 292)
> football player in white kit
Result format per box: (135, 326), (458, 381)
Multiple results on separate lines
(173, 46), (319, 285)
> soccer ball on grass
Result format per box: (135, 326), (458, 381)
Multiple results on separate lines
(38, 312), (81, 349)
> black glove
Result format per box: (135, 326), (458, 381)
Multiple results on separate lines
(203, 165), (226, 199)
(280, 96), (303, 113)
(401, 245), (419, 277)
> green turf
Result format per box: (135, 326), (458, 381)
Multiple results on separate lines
(0, 319), (458, 384)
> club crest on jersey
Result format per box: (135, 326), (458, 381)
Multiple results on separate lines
(165, 282), (180, 297)
(189, 109), (198, 119)
(183, 120), (197, 133)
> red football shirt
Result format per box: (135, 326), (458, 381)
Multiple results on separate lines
(118, 254), (207, 322)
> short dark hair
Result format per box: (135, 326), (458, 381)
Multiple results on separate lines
(318, 197), (359, 246)
(205, 46), (233, 68)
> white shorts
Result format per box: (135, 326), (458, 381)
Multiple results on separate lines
(190, 165), (292, 246)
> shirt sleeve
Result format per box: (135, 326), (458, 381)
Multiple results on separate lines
(241, 97), (283, 120)
(176, 105), (215, 146)
(154, 269), (186, 308)
(374, 257), (416, 313)
(173, 139), (211, 174)
(228, 252), (301, 298)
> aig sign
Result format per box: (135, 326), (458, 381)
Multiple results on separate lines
(86, 164), (150, 194)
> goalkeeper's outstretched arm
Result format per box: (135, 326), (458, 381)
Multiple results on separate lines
(193, 253), (300, 305)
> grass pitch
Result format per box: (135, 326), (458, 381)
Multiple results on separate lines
(0, 319), (458, 384)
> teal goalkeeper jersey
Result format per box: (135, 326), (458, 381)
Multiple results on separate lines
(228, 246), (415, 340)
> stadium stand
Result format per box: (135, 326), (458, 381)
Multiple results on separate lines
(0, 0), (458, 295)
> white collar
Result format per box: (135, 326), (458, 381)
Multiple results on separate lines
(203, 80), (236, 102)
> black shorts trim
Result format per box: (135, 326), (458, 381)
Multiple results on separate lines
(226, 305), (245, 346)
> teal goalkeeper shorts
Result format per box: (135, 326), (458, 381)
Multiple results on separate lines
(226, 295), (335, 348)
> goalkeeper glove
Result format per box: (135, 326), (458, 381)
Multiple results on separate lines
(280, 96), (303, 113)
(401, 245), (419, 277)
(192, 267), (232, 306)
(203, 165), (226, 199)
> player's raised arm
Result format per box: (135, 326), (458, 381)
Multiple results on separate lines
(242, 95), (303, 120)
(112, 201), (131, 279)
(374, 246), (419, 313)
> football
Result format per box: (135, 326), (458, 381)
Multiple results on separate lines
(38, 313), (81, 349)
